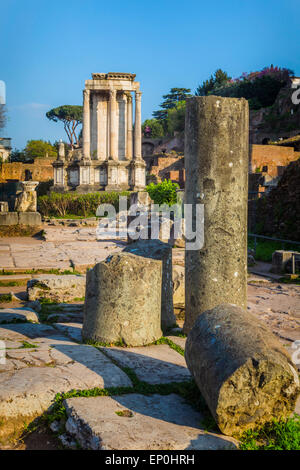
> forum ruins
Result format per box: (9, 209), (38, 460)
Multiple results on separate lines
(52, 72), (146, 192)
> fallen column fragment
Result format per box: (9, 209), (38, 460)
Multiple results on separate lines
(185, 303), (300, 437)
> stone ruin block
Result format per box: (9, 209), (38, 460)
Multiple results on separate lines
(82, 252), (162, 346)
(185, 304), (300, 437)
(124, 240), (176, 332)
(271, 250), (300, 274)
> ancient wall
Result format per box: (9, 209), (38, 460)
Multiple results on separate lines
(144, 154), (185, 187)
(0, 159), (55, 183)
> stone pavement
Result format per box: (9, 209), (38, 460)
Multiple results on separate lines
(0, 312), (238, 450)
(0, 234), (123, 271)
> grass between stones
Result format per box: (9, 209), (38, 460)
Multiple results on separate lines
(3, 323), (299, 450)
(239, 414), (300, 450)
(0, 268), (82, 276)
(0, 280), (28, 287)
(0, 294), (12, 303)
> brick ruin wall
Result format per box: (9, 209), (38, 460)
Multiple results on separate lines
(145, 144), (300, 188)
(250, 144), (300, 177)
(0, 159), (55, 183)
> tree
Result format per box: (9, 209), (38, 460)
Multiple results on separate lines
(166, 101), (186, 134)
(46, 105), (82, 149)
(0, 104), (7, 131)
(152, 87), (191, 132)
(24, 140), (57, 160)
(195, 69), (231, 96)
(142, 119), (164, 138)
(53, 140), (70, 154)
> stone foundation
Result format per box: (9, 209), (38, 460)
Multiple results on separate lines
(0, 212), (41, 226)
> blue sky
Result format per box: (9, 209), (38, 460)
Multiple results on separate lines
(1, 0), (299, 149)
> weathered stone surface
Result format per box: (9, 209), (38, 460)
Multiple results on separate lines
(27, 274), (86, 302)
(130, 191), (151, 208)
(185, 304), (300, 437)
(0, 308), (39, 324)
(14, 181), (38, 212)
(172, 265), (185, 307)
(54, 323), (83, 343)
(0, 202), (9, 213)
(83, 253), (162, 346)
(0, 323), (71, 350)
(25, 300), (42, 313)
(102, 344), (191, 384)
(271, 250), (300, 274)
(166, 335), (186, 350)
(18, 212), (41, 226)
(184, 96), (249, 333)
(64, 394), (237, 450)
(0, 324), (132, 418)
(124, 240), (175, 331)
(0, 212), (18, 225)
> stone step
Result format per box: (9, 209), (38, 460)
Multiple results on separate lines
(0, 323), (132, 423)
(63, 393), (238, 450)
(101, 344), (191, 384)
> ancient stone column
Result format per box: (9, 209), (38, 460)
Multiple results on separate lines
(58, 140), (65, 160)
(184, 96), (249, 333)
(185, 304), (300, 437)
(82, 252), (162, 346)
(134, 91), (142, 160)
(109, 89), (118, 161)
(126, 92), (133, 160)
(124, 240), (176, 332)
(82, 89), (90, 159)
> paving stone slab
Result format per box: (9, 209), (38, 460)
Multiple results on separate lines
(102, 344), (191, 384)
(64, 394), (237, 450)
(54, 323), (83, 343)
(0, 308), (39, 324)
(0, 342), (132, 418)
(0, 323), (73, 349)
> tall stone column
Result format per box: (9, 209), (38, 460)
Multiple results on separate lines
(82, 89), (91, 159)
(184, 96), (249, 334)
(109, 89), (118, 161)
(126, 92), (133, 160)
(134, 91), (142, 160)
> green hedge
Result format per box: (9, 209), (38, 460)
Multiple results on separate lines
(38, 191), (130, 218)
(146, 180), (179, 206)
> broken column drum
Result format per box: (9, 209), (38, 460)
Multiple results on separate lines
(82, 252), (162, 346)
(124, 240), (176, 332)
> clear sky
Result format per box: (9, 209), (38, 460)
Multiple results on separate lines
(1, 0), (299, 149)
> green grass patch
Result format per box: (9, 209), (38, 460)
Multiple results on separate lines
(20, 341), (37, 349)
(0, 280), (27, 287)
(248, 238), (300, 263)
(239, 414), (300, 450)
(0, 293), (12, 303)
(115, 410), (133, 418)
(0, 268), (82, 276)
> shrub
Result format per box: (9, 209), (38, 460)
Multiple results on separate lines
(38, 191), (130, 218)
(146, 180), (179, 206)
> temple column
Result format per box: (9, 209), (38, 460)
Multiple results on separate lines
(82, 89), (91, 159)
(126, 92), (133, 160)
(109, 89), (118, 160)
(134, 91), (142, 160)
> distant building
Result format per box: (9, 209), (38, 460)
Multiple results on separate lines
(0, 137), (12, 161)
